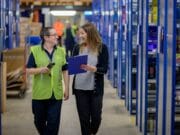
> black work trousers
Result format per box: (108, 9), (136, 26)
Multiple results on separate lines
(74, 90), (103, 135)
(32, 99), (62, 135)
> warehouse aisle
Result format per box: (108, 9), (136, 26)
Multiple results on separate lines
(2, 77), (141, 135)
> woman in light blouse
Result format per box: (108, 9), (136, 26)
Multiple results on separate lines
(72, 22), (109, 135)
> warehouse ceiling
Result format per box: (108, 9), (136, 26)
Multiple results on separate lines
(20, 0), (92, 6)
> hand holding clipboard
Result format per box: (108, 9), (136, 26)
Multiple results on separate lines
(68, 55), (88, 75)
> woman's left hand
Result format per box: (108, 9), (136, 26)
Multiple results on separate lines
(80, 64), (97, 72)
(64, 89), (69, 101)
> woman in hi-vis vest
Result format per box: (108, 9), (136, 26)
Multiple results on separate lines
(26, 27), (69, 135)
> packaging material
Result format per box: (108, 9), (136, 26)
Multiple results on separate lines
(19, 17), (31, 47)
(19, 17), (42, 46)
(30, 22), (42, 35)
(2, 47), (27, 97)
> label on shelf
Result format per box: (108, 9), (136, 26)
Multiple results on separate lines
(147, 119), (155, 133)
(108, 25), (111, 37)
(177, 54), (180, 63)
(148, 79), (156, 83)
(148, 107), (156, 113)
(176, 85), (180, 90)
(177, 24), (180, 28)
(132, 68), (137, 73)
(0, 28), (4, 32)
(114, 32), (118, 40)
(148, 51), (157, 55)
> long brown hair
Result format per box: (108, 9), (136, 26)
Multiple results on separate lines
(80, 22), (102, 54)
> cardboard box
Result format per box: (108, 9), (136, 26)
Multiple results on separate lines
(1, 62), (7, 113)
(2, 47), (27, 97)
(2, 47), (26, 73)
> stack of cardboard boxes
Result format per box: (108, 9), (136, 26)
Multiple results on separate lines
(19, 17), (42, 46)
(19, 17), (30, 47)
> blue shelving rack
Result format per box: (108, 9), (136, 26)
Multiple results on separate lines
(102, 0), (110, 47)
(99, 0), (111, 82)
(138, 0), (159, 134)
(4, 0), (20, 49)
(141, 0), (149, 133)
(120, 1), (127, 99)
(156, 0), (179, 134)
(125, 0), (133, 113)
(117, 0), (124, 98)
(155, 0), (168, 134)
(15, 0), (20, 48)
(125, 0), (132, 112)
(112, 0), (118, 88)
(92, 0), (101, 33)
(0, 0), (6, 51)
(175, 1), (180, 134)
(124, 0), (138, 114)
(126, 0), (139, 115)
(107, 0), (113, 82)
(107, 0), (118, 88)
(5, 0), (13, 49)
(100, 1), (106, 44)
(131, 0), (139, 115)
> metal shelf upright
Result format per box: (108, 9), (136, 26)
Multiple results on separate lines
(124, 0), (138, 114)
(107, 0), (118, 88)
(100, 0), (108, 44)
(121, 1), (127, 100)
(130, 0), (139, 114)
(124, 0), (129, 109)
(141, 0), (149, 133)
(5, 0), (13, 49)
(117, 0), (125, 98)
(126, 0), (139, 115)
(92, 0), (101, 32)
(136, 0), (143, 130)
(0, 0), (6, 51)
(125, 0), (132, 112)
(15, 0), (20, 48)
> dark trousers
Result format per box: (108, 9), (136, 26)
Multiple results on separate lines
(32, 99), (62, 135)
(74, 90), (103, 135)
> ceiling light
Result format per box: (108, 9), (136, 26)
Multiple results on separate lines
(84, 11), (92, 16)
(50, 10), (77, 16)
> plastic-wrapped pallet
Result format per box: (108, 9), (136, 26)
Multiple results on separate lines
(19, 17), (31, 47)
(30, 22), (42, 36)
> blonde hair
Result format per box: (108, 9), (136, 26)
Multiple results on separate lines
(79, 22), (102, 55)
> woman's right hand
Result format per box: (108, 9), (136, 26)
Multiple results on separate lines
(39, 67), (50, 74)
(80, 64), (97, 72)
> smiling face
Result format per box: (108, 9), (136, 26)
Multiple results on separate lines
(45, 29), (58, 46)
(78, 28), (88, 45)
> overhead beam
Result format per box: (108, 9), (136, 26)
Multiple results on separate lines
(20, 0), (92, 6)
(20, 5), (92, 11)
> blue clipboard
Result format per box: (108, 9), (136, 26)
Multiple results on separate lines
(68, 55), (88, 75)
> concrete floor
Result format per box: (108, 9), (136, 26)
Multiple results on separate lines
(2, 77), (141, 135)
